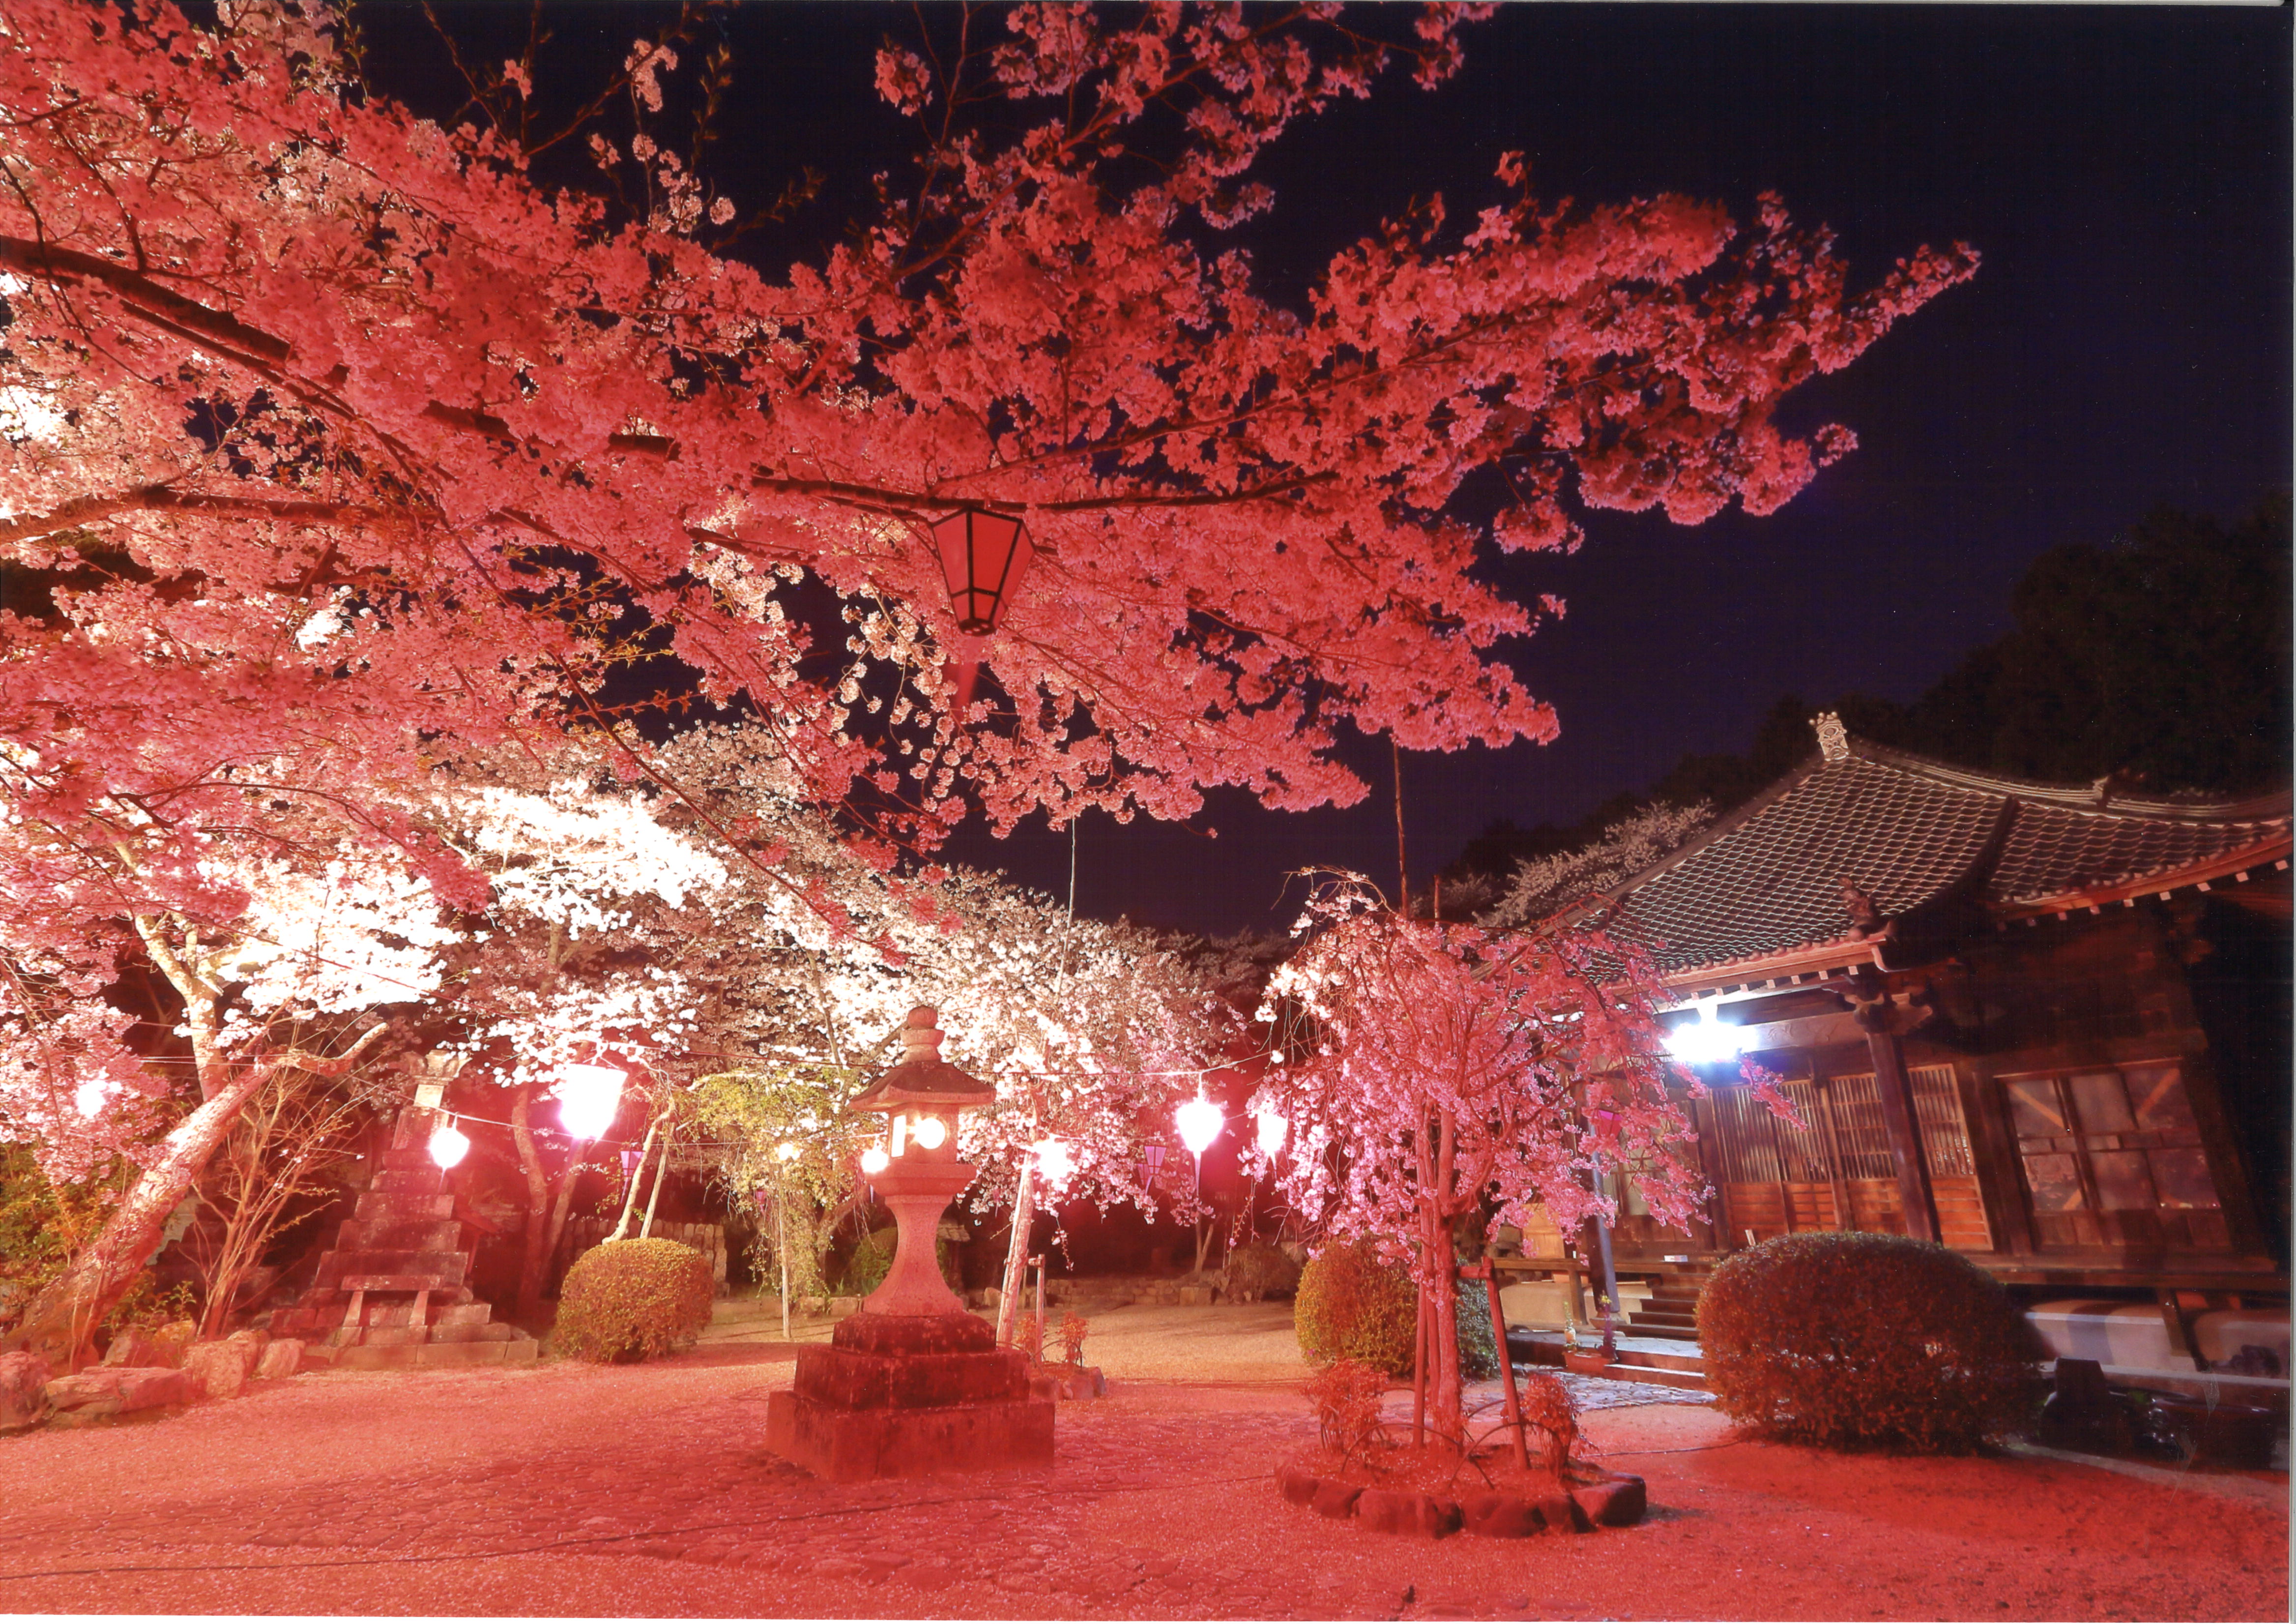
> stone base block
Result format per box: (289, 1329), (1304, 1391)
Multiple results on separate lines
(766, 1388), (1053, 1482)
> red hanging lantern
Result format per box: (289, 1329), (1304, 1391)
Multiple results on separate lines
(930, 508), (1032, 636)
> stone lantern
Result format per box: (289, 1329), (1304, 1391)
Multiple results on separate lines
(766, 1006), (1054, 1481)
(846, 1006), (993, 1317)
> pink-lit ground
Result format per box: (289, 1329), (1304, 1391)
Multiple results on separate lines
(0, 1304), (2283, 1621)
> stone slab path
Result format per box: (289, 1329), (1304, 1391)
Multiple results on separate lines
(0, 1320), (2283, 1619)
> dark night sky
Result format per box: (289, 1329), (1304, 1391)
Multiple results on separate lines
(379, 3), (2294, 937)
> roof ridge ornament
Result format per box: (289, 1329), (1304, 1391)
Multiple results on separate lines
(1812, 711), (1850, 763)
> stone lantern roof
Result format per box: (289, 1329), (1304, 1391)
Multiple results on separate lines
(848, 1005), (997, 1115)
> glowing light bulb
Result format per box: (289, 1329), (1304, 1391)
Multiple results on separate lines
(555, 1063), (625, 1141)
(1176, 1095), (1222, 1157)
(911, 1115), (948, 1151)
(1254, 1107), (1288, 1157)
(1031, 1136), (1075, 1186)
(774, 1141), (801, 1163)
(428, 1121), (470, 1169)
(1663, 1002), (1744, 1066)
(860, 1146), (891, 1176)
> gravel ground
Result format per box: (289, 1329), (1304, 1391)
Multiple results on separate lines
(0, 1300), (2283, 1621)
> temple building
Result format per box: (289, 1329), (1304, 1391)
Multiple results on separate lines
(1577, 714), (2289, 1377)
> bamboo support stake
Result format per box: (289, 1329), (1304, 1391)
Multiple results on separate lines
(639, 1121), (674, 1239)
(1469, 1260), (1530, 1470)
(608, 1115), (662, 1242)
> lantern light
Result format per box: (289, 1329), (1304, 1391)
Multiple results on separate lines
(555, 1063), (626, 1141)
(1664, 1002), (1744, 1066)
(860, 1145), (892, 1176)
(891, 1113), (908, 1157)
(1176, 1095), (1223, 1158)
(1254, 1107), (1288, 1158)
(911, 1114), (948, 1151)
(620, 1147), (642, 1178)
(428, 1119), (470, 1170)
(930, 508), (1033, 636)
(1031, 1136), (1075, 1187)
(774, 1141), (801, 1163)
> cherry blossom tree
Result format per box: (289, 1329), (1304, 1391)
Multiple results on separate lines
(1254, 875), (1702, 1445)
(2, 0), (1976, 1348)
(0, 0), (1975, 851)
(0, 848), (438, 1360)
(1480, 800), (1717, 928)
(642, 726), (1234, 1334)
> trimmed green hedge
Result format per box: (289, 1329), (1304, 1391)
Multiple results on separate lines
(1698, 1231), (2042, 1452)
(1295, 1240), (1497, 1380)
(554, 1239), (714, 1363)
(1224, 1241), (1303, 1301)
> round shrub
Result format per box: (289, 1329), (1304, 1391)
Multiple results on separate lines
(1223, 1241), (1303, 1302)
(1698, 1232), (2042, 1452)
(1297, 1241), (1506, 1381)
(842, 1227), (896, 1297)
(1297, 1241), (1417, 1373)
(554, 1239), (714, 1363)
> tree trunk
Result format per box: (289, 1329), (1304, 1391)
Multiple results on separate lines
(510, 1082), (555, 1321)
(4, 1025), (383, 1366)
(4, 1070), (266, 1366)
(540, 1152), (582, 1292)
(1425, 1211), (1462, 1445)
(994, 1161), (1034, 1347)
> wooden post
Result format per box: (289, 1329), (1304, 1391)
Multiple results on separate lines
(1467, 1261), (1528, 1470)
(1862, 1015), (1941, 1242)
(1814, 1082), (1858, 1232)
(775, 1183), (792, 1341)
(995, 1161), (1033, 1347)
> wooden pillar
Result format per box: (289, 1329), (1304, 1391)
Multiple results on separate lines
(1861, 1012), (1941, 1243)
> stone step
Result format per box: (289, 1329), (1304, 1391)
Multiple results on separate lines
(337, 1220), (464, 1251)
(1585, 1360), (1709, 1392)
(317, 1252), (468, 1286)
(426, 1322), (506, 1343)
(370, 1169), (447, 1195)
(353, 1191), (453, 1222)
(332, 1336), (538, 1371)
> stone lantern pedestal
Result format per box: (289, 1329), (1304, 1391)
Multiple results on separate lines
(765, 1008), (1053, 1482)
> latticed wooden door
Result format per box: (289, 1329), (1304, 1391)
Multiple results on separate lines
(2001, 1062), (2227, 1250)
(1711, 1066), (1990, 1251)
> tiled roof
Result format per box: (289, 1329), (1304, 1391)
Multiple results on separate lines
(1599, 739), (2292, 980)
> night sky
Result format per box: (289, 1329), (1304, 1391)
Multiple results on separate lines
(378, 4), (2294, 937)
